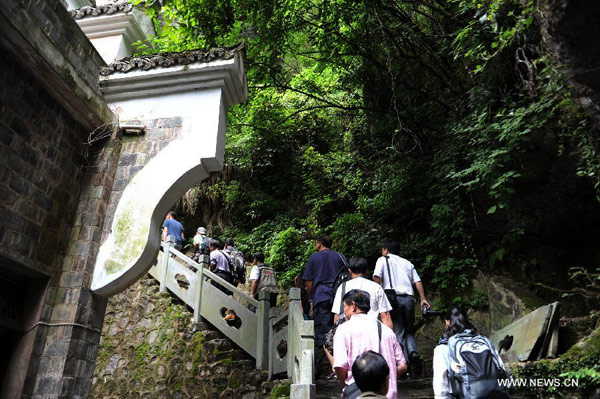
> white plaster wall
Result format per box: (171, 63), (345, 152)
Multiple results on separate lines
(91, 35), (129, 64)
(92, 88), (227, 296)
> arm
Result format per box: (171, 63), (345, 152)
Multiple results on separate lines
(373, 258), (384, 286)
(415, 281), (430, 309)
(334, 367), (347, 386)
(397, 362), (408, 377)
(305, 280), (313, 301)
(323, 345), (334, 370)
(334, 314), (340, 324)
(250, 279), (259, 298)
(433, 345), (452, 399)
(162, 227), (168, 242)
(380, 311), (393, 329)
(209, 255), (217, 271)
(393, 335), (408, 377)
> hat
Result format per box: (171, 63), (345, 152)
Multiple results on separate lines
(197, 227), (207, 234)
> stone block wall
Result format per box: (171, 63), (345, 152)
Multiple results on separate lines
(0, 55), (88, 281)
(14, 0), (106, 93)
(92, 275), (275, 399)
(0, 52), (122, 398)
(103, 118), (183, 241)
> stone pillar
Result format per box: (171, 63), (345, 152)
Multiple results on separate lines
(29, 136), (122, 398)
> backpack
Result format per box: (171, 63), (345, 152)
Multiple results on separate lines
(224, 248), (246, 285)
(446, 331), (510, 399)
(257, 265), (278, 295)
(198, 236), (211, 255)
(329, 252), (351, 297)
(219, 250), (239, 286)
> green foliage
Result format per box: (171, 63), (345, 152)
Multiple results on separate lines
(144, 0), (600, 304)
(515, 348), (600, 396)
(270, 382), (291, 399)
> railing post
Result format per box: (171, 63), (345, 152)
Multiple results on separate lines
(193, 254), (209, 323)
(288, 287), (315, 399)
(288, 288), (301, 379)
(160, 236), (174, 293)
(256, 290), (271, 370)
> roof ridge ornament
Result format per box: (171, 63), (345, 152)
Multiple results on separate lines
(100, 42), (246, 76)
(70, 0), (133, 20)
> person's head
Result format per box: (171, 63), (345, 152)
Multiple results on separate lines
(352, 351), (390, 395)
(225, 238), (234, 247)
(381, 241), (398, 256)
(444, 305), (477, 338)
(197, 227), (206, 235)
(253, 251), (265, 264)
(342, 289), (370, 320)
(167, 211), (177, 220)
(348, 256), (368, 276)
(209, 239), (220, 251)
(315, 235), (332, 251)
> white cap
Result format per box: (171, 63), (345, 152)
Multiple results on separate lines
(197, 227), (207, 234)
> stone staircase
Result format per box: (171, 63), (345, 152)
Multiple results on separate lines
(315, 377), (435, 399)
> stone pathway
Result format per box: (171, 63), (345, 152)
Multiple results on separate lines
(315, 377), (434, 399)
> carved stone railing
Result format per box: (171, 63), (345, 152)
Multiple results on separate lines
(149, 238), (315, 397)
(149, 237), (269, 368)
(287, 288), (316, 398)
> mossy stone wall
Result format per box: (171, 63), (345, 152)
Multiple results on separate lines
(92, 275), (274, 399)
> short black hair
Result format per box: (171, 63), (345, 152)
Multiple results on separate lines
(316, 234), (332, 248)
(352, 351), (389, 394)
(342, 289), (371, 313)
(210, 239), (220, 249)
(348, 256), (368, 275)
(253, 251), (265, 263)
(226, 238), (234, 246)
(381, 241), (398, 254)
(168, 211), (177, 219)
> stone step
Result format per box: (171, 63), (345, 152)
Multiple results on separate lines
(396, 377), (434, 399)
(316, 379), (342, 399)
(315, 377), (435, 399)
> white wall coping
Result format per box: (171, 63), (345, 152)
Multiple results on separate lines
(100, 52), (247, 106)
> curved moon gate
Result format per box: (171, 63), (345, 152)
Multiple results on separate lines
(92, 54), (247, 297)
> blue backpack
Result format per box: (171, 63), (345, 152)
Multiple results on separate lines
(446, 331), (510, 399)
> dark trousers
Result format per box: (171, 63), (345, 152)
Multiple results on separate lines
(391, 295), (417, 361)
(313, 300), (334, 346)
(212, 270), (233, 296)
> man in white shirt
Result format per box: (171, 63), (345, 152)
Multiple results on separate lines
(373, 242), (430, 376)
(331, 257), (393, 329)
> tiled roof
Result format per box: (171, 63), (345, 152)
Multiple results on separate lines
(70, 1), (133, 20)
(100, 44), (244, 76)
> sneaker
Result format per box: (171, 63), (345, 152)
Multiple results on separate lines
(409, 352), (422, 377)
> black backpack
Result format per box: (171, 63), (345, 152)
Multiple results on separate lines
(330, 252), (350, 296)
(219, 250), (239, 286)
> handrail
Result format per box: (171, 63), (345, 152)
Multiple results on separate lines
(153, 239), (315, 396)
(162, 242), (259, 306)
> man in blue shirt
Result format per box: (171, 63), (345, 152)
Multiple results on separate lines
(303, 234), (346, 375)
(162, 211), (184, 250)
